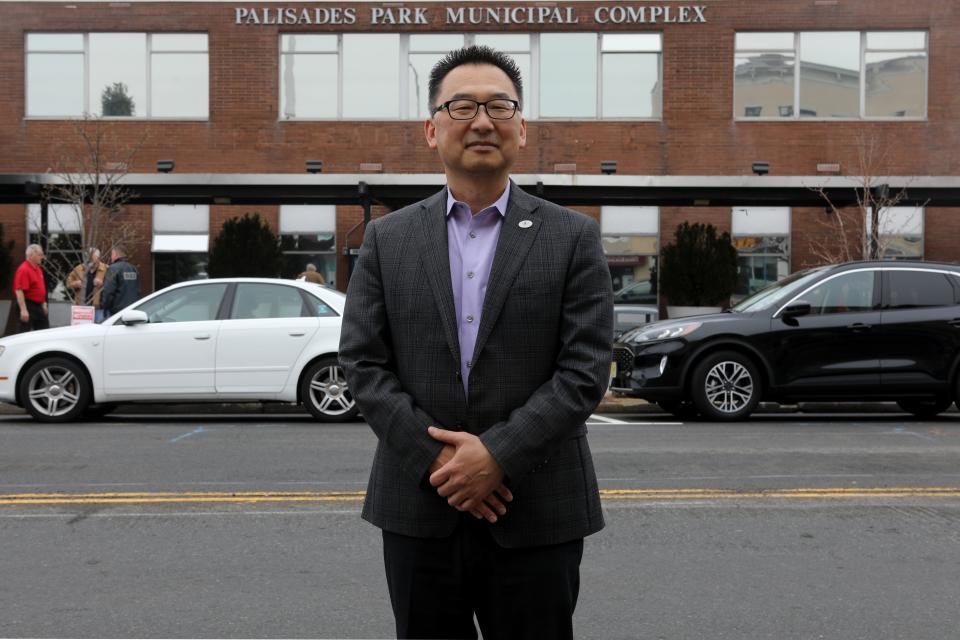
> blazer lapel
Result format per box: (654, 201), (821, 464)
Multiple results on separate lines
(471, 184), (542, 364)
(416, 189), (461, 366)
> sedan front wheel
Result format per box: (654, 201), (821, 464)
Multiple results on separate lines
(19, 357), (92, 423)
(300, 357), (359, 422)
(690, 351), (761, 421)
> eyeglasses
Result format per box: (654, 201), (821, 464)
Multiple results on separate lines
(433, 99), (520, 120)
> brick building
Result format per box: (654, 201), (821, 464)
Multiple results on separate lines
(1, 0), (957, 312)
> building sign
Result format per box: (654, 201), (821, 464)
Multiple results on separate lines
(234, 5), (707, 26)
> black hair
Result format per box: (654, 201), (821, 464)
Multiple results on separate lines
(427, 45), (523, 114)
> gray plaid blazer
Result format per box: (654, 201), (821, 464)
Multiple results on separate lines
(339, 183), (613, 549)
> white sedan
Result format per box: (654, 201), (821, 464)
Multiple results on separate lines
(0, 278), (357, 423)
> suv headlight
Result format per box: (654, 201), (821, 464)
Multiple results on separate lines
(626, 322), (702, 345)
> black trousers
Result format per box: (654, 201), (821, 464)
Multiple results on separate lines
(19, 299), (49, 333)
(382, 514), (584, 640)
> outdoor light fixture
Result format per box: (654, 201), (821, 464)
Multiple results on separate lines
(305, 160), (324, 174)
(156, 159), (175, 173)
(600, 160), (618, 175)
(752, 161), (770, 176)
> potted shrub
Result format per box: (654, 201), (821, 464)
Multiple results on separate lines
(659, 222), (738, 318)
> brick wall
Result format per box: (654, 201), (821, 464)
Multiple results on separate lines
(0, 0), (958, 293)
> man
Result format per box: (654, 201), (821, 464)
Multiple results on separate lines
(339, 46), (613, 639)
(13, 244), (49, 332)
(66, 248), (108, 322)
(297, 262), (325, 284)
(99, 243), (140, 318)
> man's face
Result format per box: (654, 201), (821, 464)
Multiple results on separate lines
(424, 63), (526, 179)
(28, 250), (44, 266)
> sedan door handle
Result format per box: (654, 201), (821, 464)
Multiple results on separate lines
(846, 323), (872, 332)
(193, 334), (211, 340)
(289, 331), (306, 337)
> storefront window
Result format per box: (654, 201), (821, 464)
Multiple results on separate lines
(280, 205), (337, 285)
(601, 207), (659, 306)
(866, 207), (924, 260)
(152, 205), (209, 290)
(26, 32), (209, 118)
(731, 207), (790, 302)
(27, 203), (83, 301)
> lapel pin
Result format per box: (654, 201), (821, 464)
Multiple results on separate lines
(519, 220), (533, 229)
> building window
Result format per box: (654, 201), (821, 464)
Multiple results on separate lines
(731, 207), (790, 302)
(866, 207), (924, 260)
(408, 34), (467, 119)
(279, 205), (337, 284)
(280, 32), (660, 121)
(26, 32), (209, 118)
(734, 31), (926, 120)
(27, 203), (83, 301)
(152, 205), (210, 290)
(601, 207), (659, 306)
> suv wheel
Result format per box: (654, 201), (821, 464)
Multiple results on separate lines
(690, 351), (761, 421)
(19, 357), (91, 423)
(300, 357), (359, 422)
(896, 397), (953, 419)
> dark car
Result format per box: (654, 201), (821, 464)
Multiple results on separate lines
(611, 261), (960, 420)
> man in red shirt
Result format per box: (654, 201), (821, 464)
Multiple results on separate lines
(14, 244), (49, 332)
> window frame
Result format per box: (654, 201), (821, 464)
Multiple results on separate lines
(734, 30), (928, 122)
(25, 31), (210, 121)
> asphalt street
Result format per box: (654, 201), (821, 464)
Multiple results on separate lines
(1, 411), (959, 639)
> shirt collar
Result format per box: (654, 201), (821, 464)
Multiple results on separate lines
(445, 182), (510, 219)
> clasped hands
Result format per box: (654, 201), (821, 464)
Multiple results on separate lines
(427, 426), (513, 524)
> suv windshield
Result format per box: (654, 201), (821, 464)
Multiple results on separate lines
(731, 266), (830, 312)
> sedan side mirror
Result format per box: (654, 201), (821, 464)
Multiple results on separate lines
(120, 309), (148, 325)
(781, 301), (812, 321)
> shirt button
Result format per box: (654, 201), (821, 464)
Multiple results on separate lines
(469, 232), (477, 239)
(466, 361), (472, 368)
(466, 315), (474, 323)
(467, 272), (475, 279)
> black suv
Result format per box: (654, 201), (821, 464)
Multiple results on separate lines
(611, 261), (960, 420)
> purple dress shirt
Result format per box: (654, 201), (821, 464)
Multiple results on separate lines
(446, 183), (510, 394)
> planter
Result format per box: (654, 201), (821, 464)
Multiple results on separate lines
(667, 305), (722, 319)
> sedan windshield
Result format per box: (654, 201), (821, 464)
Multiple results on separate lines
(731, 266), (830, 313)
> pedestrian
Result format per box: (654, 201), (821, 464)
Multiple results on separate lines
(297, 262), (325, 284)
(99, 243), (140, 318)
(339, 45), (613, 640)
(13, 244), (49, 332)
(66, 247), (109, 322)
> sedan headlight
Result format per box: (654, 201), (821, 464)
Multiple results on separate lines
(626, 322), (702, 344)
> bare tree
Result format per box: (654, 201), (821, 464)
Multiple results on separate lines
(38, 115), (148, 303)
(807, 127), (918, 265)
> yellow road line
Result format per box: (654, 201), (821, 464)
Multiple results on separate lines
(0, 487), (959, 506)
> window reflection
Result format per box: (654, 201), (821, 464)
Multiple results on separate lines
(90, 33), (147, 117)
(735, 30), (926, 120)
(152, 53), (209, 118)
(342, 34), (400, 118)
(865, 52), (926, 118)
(735, 53), (795, 119)
(540, 33), (597, 118)
(26, 32), (208, 118)
(799, 32), (860, 119)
